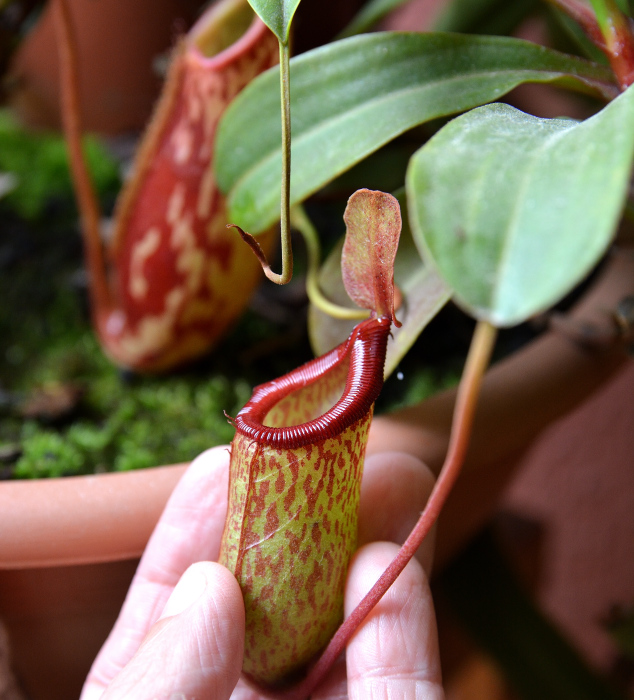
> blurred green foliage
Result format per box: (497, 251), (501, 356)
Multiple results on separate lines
(14, 366), (251, 478)
(0, 109), (120, 220)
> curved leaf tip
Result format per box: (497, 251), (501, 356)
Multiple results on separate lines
(247, 0), (301, 43)
(342, 189), (402, 325)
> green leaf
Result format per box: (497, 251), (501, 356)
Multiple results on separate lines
(433, 0), (540, 35)
(308, 193), (450, 376)
(247, 0), (301, 43)
(406, 84), (634, 327)
(215, 32), (616, 233)
(337, 0), (413, 38)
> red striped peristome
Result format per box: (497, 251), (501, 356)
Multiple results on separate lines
(232, 315), (391, 448)
(219, 314), (392, 690)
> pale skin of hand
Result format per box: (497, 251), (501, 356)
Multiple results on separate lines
(80, 446), (444, 700)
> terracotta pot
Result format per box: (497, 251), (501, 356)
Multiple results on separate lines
(7, 0), (203, 134)
(0, 464), (185, 700)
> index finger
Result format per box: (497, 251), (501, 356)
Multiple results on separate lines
(81, 446), (231, 699)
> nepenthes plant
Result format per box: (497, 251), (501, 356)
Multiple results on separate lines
(208, 0), (634, 696)
(19, 0), (634, 695)
(220, 188), (401, 689)
(52, 0), (278, 372)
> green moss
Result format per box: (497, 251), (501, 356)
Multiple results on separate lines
(12, 359), (252, 478)
(15, 424), (86, 478)
(0, 109), (120, 220)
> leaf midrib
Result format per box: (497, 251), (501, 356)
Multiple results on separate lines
(230, 68), (582, 196)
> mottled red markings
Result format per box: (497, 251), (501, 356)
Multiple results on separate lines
(259, 582), (274, 603)
(253, 553), (266, 579)
(250, 475), (269, 520)
(323, 548), (334, 584)
(275, 467), (285, 494)
(302, 473), (317, 519)
(288, 572), (304, 597)
(280, 610), (299, 639)
(325, 455), (336, 498)
(285, 530), (302, 556)
(220, 323), (386, 687)
(311, 522), (322, 550)
(283, 482), (296, 519)
(305, 560), (324, 609)
(99, 22), (278, 371)
(264, 501), (279, 539)
(298, 540), (313, 564)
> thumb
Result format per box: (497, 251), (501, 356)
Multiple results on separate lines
(102, 562), (245, 700)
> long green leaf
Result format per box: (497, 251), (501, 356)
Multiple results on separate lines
(215, 32), (615, 233)
(406, 83), (634, 327)
(247, 0), (301, 43)
(433, 0), (539, 35)
(337, 0), (413, 38)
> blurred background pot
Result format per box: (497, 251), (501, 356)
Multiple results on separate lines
(7, 0), (202, 134)
(0, 463), (185, 700)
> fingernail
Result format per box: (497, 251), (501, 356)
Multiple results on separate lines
(159, 565), (208, 619)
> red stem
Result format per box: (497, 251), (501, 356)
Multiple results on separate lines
(276, 321), (497, 700)
(52, 0), (112, 319)
(546, 0), (608, 49)
(547, 0), (634, 89)
(602, 15), (634, 88)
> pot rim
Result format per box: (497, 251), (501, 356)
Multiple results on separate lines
(0, 463), (187, 569)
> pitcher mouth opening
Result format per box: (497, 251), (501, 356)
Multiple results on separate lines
(230, 316), (391, 449)
(188, 0), (266, 66)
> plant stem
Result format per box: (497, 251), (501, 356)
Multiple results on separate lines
(262, 41), (294, 285)
(589, 0), (634, 87)
(545, 0), (607, 49)
(283, 320), (498, 700)
(232, 41), (294, 284)
(290, 207), (369, 320)
(52, 0), (111, 318)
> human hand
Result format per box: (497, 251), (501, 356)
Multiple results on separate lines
(80, 446), (443, 699)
